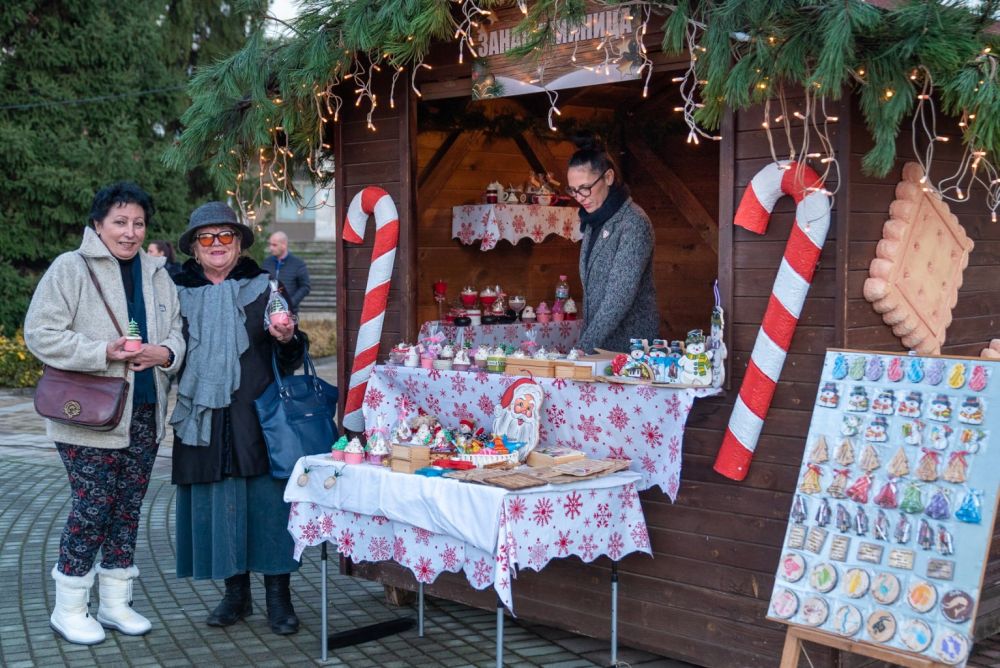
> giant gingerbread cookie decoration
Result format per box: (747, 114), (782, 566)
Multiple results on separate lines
(863, 163), (974, 354)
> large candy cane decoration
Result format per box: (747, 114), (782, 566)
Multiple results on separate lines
(342, 186), (399, 433)
(714, 161), (832, 481)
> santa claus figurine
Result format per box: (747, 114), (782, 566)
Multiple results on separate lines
(491, 378), (545, 460)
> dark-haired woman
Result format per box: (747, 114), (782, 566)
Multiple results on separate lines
(566, 135), (659, 352)
(24, 182), (185, 645)
(147, 239), (182, 278)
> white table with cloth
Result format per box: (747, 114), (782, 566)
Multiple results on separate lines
(417, 319), (583, 353)
(452, 203), (581, 250)
(285, 455), (650, 665)
(362, 365), (722, 501)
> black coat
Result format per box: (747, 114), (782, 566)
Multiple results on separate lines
(262, 252), (311, 311)
(171, 257), (306, 485)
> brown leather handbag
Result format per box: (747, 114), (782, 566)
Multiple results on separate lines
(33, 257), (131, 431)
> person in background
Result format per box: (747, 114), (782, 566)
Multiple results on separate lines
(263, 231), (311, 312)
(170, 202), (306, 635)
(147, 239), (182, 278)
(24, 182), (185, 645)
(565, 133), (659, 353)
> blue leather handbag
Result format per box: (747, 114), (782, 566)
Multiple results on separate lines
(254, 348), (339, 479)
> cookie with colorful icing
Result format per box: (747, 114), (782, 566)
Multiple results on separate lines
(928, 394), (952, 422)
(800, 596), (829, 627)
(770, 588), (798, 619)
(866, 356), (885, 381)
(865, 416), (889, 443)
(941, 590), (975, 623)
(887, 356), (904, 382)
(897, 391), (923, 418)
(778, 553), (806, 583)
(866, 609), (896, 643)
(832, 604), (862, 637)
(843, 568), (870, 599)
(907, 580), (938, 613)
(900, 619), (933, 652)
(872, 389), (895, 415)
(936, 631), (970, 665)
(809, 563), (838, 593)
(969, 364), (988, 392)
(817, 382), (840, 408)
(948, 363), (966, 389)
(958, 396), (984, 425)
(901, 419), (924, 446)
(870, 572), (901, 605)
(847, 386), (869, 412)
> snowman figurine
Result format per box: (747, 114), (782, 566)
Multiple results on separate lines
(679, 329), (712, 386)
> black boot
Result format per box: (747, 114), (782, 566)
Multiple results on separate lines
(206, 573), (252, 627)
(264, 574), (299, 635)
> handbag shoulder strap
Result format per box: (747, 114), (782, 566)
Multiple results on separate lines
(78, 253), (124, 337)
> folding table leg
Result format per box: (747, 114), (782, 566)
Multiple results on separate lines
(610, 561), (619, 666)
(418, 582), (424, 637)
(321, 542), (329, 662)
(496, 596), (504, 668)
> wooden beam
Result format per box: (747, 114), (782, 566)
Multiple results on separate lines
(626, 138), (719, 254)
(418, 128), (462, 189)
(417, 130), (483, 207)
(520, 131), (566, 184)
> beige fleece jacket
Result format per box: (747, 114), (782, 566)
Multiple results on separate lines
(24, 227), (186, 448)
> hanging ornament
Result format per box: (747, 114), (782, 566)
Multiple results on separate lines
(901, 419), (924, 446)
(943, 451), (970, 484)
(897, 391), (923, 417)
(836, 439), (855, 466)
(895, 514), (912, 544)
(936, 524), (955, 556)
(859, 445), (881, 472)
(815, 497), (832, 527)
(791, 495), (808, 524)
(854, 505), (869, 537)
(874, 478), (899, 509)
(874, 509), (890, 541)
(799, 465), (823, 494)
(918, 519), (934, 550)
(955, 489), (983, 524)
(828, 468), (851, 498)
(809, 436), (829, 464)
(887, 448), (910, 478)
(925, 487), (951, 520)
(900, 482), (924, 514)
(836, 503), (851, 533)
(917, 448), (940, 482)
(846, 474), (873, 504)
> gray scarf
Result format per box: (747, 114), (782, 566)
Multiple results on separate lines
(170, 274), (269, 445)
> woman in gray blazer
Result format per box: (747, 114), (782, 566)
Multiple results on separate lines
(566, 134), (659, 352)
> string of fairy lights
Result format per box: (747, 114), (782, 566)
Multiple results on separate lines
(234, 0), (999, 228)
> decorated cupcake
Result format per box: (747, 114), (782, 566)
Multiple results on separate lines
(404, 346), (420, 367)
(474, 344), (490, 369)
(536, 301), (551, 323)
(563, 298), (577, 321)
(487, 346), (507, 372)
(344, 437), (365, 465)
(367, 437), (390, 465)
(440, 343), (455, 360)
(552, 300), (565, 322)
(453, 347), (471, 371)
(331, 435), (349, 461)
(521, 305), (536, 322)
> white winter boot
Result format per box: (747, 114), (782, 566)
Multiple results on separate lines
(95, 565), (152, 635)
(50, 566), (106, 645)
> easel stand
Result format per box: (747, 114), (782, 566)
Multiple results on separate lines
(779, 626), (951, 668)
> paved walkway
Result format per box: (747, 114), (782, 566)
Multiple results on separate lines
(0, 360), (683, 668)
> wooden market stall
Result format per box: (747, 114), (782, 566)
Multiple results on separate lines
(329, 15), (1000, 668)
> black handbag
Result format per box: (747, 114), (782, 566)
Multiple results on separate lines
(254, 347), (339, 478)
(34, 257), (130, 431)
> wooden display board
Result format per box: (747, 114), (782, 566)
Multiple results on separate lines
(768, 349), (999, 667)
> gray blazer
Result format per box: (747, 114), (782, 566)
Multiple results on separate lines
(578, 198), (659, 352)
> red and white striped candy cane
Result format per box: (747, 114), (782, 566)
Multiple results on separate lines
(714, 161), (831, 481)
(342, 186), (399, 433)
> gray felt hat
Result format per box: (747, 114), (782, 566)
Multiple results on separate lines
(178, 201), (255, 255)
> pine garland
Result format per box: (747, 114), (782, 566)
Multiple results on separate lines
(167, 0), (1000, 205)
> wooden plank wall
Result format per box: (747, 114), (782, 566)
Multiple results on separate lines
(336, 74), (418, 425)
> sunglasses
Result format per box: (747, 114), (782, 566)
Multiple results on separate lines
(565, 169), (610, 199)
(195, 230), (237, 247)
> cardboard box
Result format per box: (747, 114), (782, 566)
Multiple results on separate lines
(526, 446), (586, 467)
(504, 358), (556, 377)
(391, 443), (430, 462)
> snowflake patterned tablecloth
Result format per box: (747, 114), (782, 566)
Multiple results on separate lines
(417, 320), (582, 353)
(452, 204), (582, 250)
(286, 458), (650, 613)
(362, 365), (721, 501)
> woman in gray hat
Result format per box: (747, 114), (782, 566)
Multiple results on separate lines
(170, 201), (306, 635)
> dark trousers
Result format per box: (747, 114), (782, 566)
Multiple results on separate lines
(55, 404), (158, 576)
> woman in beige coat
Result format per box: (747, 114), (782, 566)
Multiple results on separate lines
(24, 182), (185, 645)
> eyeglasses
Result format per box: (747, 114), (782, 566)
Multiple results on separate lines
(195, 231), (237, 247)
(565, 169), (610, 199)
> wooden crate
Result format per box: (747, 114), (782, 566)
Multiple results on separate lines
(553, 361), (593, 380)
(391, 443), (431, 461)
(504, 358), (556, 377)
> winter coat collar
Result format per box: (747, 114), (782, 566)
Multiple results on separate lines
(173, 256), (268, 287)
(78, 225), (166, 274)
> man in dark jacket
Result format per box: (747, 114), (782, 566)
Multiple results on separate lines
(263, 231), (311, 312)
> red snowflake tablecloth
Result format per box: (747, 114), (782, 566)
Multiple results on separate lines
(452, 204), (582, 250)
(285, 456), (650, 612)
(418, 320), (582, 353)
(363, 365), (721, 501)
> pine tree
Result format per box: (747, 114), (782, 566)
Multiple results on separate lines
(0, 0), (255, 332)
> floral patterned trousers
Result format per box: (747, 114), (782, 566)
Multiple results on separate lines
(55, 404), (158, 576)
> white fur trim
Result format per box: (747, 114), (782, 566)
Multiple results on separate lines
(51, 565), (96, 588)
(95, 564), (139, 580)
